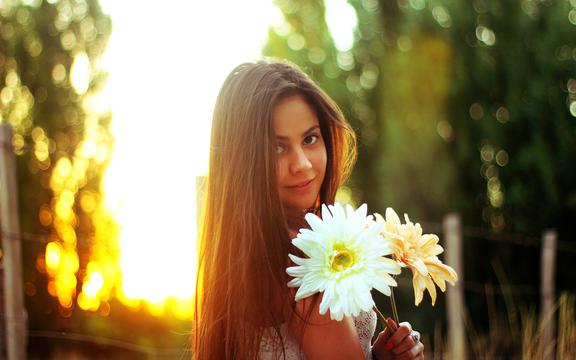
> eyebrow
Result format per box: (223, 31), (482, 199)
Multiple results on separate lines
(275, 125), (320, 140)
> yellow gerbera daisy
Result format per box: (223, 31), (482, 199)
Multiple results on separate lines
(375, 208), (458, 306)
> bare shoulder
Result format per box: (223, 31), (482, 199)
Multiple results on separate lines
(288, 295), (365, 360)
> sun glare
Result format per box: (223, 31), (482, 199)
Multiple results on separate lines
(325, 0), (358, 51)
(97, 0), (277, 317)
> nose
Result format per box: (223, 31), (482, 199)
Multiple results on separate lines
(290, 147), (312, 174)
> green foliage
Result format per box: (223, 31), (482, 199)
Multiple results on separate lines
(265, 0), (576, 354)
(266, 0), (465, 219)
(444, 0), (576, 234)
(265, 0), (576, 234)
(0, 0), (113, 324)
(263, 0), (353, 133)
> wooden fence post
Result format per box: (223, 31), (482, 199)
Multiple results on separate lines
(0, 260), (5, 360)
(444, 213), (466, 360)
(0, 124), (27, 360)
(540, 229), (557, 359)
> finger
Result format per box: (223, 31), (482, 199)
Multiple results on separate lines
(372, 325), (394, 359)
(398, 321), (413, 332)
(379, 317), (398, 352)
(386, 317), (398, 331)
(397, 341), (424, 360)
(373, 326), (393, 348)
(411, 342), (424, 357)
(387, 322), (412, 351)
(391, 334), (416, 355)
(413, 342), (425, 359)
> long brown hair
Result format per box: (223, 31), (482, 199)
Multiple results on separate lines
(193, 59), (357, 359)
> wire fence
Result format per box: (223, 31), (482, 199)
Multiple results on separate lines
(27, 330), (190, 358)
(1, 220), (570, 356)
(0, 216), (570, 341)
(4, 220), (576, 251)
(2, 225), (559, 296)
(2, 131), (575, 358)
(2, 218), (575, 301)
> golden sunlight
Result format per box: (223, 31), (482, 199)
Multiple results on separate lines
(95, 1), (279, 318)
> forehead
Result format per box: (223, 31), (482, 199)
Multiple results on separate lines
(272, 95), (319, 136)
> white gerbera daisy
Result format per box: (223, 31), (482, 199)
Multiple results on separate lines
(286, 203), (401, 321)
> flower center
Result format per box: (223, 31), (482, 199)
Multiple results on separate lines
(330, 249), (355, 272)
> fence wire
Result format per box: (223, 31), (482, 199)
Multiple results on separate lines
(1, 226), (572, 299)
(28, 330), (190, 357)
(1, 223), (572, 357)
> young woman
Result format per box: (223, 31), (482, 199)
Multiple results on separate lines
(193, 59), (425, 359)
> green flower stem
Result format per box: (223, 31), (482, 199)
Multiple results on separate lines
(372, 305), (395, 334)
(390, 287), (400, 325)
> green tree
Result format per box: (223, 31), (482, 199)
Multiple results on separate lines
(265, 0), (576, 354)
(445, 0), (576, 234)
(265, 0), (465, 219)
(0, 0), (114, 328)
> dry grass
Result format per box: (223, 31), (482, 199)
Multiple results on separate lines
(430, 287), (575, 358)
(553, 293), (576, 360)
(519, 292), (576, 359)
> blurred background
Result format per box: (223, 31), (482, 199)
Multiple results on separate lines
(0, 0), (574, 358)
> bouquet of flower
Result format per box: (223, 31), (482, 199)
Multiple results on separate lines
(286, 203), (458, 324)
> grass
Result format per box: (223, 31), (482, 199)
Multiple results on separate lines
(427, 257), (575, 359)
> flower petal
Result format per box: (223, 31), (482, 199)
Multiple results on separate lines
(377, 257), (402, 275)
(372, 272), (397, 297)
(413, 273), (426, 306)
(385, 208), (401, 227)
(319, 282), (333, 315)
(286, 265), (308, 277)
(294, 276), (325, 301)
(287, 277), (302, 287)
(409, 258), (429, 276)
(305, 212), (328, 234)
(425, 275), (437, 305)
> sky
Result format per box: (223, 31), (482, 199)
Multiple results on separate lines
(97, 0), (280, 301)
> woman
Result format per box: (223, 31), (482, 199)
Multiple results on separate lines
(193, 59), (424, 359)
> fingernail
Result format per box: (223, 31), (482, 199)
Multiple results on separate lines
(385, 342), (393, 350)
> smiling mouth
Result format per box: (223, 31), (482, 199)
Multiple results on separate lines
(288, 178), (315, 189)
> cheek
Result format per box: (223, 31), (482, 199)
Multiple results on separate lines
(276, 158), (288, 185)
(313, 146), (328, 179)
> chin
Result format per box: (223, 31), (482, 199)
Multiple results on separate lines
(287, 199), (317, 213)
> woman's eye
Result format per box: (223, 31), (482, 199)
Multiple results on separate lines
(276, 144), (285, 154)
(304, 134), (319, 145)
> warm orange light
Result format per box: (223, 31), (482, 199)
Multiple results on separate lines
(94, 0), (279, 318)
(36, 0), (291, 317)
(45, 242), (62, 275)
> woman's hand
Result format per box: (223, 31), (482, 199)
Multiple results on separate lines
(372, 318), (424, 360)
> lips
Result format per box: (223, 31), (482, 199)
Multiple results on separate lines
(287, 178), (315, 189)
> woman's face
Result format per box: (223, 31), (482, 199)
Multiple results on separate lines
(273, 94), (327, 212)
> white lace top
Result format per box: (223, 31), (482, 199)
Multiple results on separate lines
(258, 310), (377, 360)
